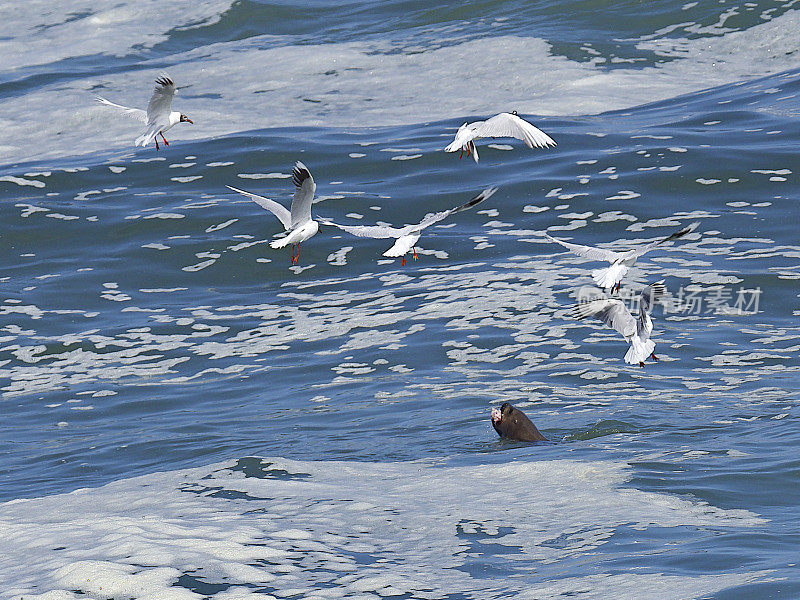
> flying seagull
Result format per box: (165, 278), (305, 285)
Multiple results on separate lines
(96, 73), (193, 150)
(323, 187), (498, 265)
(227, 162), (319, 265)
(572, 280), (666, 367)
(542, 222), (699, 293)
(444, 112), (556, 163)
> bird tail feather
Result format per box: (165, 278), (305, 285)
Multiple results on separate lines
(624, 337), (655, 365)
(592, 264), (628, 292)
(383, 237), (412, 257)
(270, 237), (292, 249)
(135, 131), (155, 147)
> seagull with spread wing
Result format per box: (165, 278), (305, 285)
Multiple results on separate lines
(323, 187), (497, 265)
(444, 112), (556, 163)
(542, 222), (699, 293)
(227, 162), (319, 265)
(96, 73), (193, 150)
(572, 281), (666, 367)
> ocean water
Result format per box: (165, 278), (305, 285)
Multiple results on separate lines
(1, 1), (799, 598)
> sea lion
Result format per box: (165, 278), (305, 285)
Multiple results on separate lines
(490, 402), (548, 442)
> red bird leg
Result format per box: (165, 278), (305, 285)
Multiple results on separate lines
(459, 148), (464, 159)
(402, 256), (407, 266)
(639, 362), (645, 368)
(412, 247), (418, 261)
(650, 352), (659, 361)
(160, 132), (169, 146)
(466, 145), (471, 157)
(155, 137), (160, 151)
(294, 244), (300, 264)
(289, 244), (295, 264)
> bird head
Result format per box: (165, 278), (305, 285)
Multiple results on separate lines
(180, 114), (193, 124)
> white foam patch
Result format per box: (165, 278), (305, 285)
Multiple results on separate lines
(606, 190), (641, 201)
(0, 0), (229, 71)
(0, 175), (46, 188)
(327, 245), (354, 266)
(237, 173), (291, 179)
(206, 219), (238, 233)
(523, 205), (550, 213)
(0, 457), (766, 600)
(6, 10), (800, 163)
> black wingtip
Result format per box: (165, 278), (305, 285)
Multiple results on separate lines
(682, 221), (701, 235)
(571, 303), (593, 320)
(458, 187), (498, 212)
(665, 221), (700, 242)
(155, 75), (174, 88)
(647, 281), (667, 301)
(292, 161), (312, 188)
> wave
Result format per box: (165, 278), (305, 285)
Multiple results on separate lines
(2, 7), (800, 164)
(0, 455), (766, 598)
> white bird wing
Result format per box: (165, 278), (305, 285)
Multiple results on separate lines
(95, 96), (147, 123)
(542, 233), (624, 263)
(409, 187), (498, 233)
(474, 113), (556, 148)
(226, 185), (292, 230)
(323, 187), (496, 241)
(323, 221), (405, 239)
(625, 221), (700, 260)
(290, 161), (316, 227)
(444, 122), (482, 152)
(146, 74), (176, 124)
(573, 298), (636, 338)
(637, 280), (666, 335)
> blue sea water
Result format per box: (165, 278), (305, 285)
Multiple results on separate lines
(1, 1), (799, 598)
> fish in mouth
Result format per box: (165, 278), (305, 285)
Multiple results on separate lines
(491, 402), (548, 443)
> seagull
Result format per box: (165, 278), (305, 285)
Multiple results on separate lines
(96, 73), (193, 150)
(572, 281), (666, 367)
(227, 162), (319, 265)
(323, 187), (498, 265)
(444, 111), (556, 163)
(542, 222), (699, 293)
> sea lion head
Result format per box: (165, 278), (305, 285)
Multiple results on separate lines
(490, 402), (548, 443)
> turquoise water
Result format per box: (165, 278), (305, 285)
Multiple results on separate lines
(1, 1), (798, 598)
